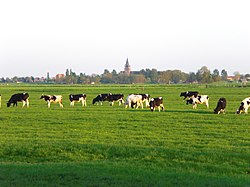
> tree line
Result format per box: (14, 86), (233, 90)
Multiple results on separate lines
(1, 66), (249, 84)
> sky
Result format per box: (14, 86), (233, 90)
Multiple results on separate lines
(0, 0), (249, 78)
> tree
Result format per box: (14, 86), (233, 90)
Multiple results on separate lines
(221, 69), (228, 81)
(158, 70), (172, 84)
(233, 71), (241, 81)
(187, 72), (197, 83)
(171, 70), (187, 83)
(196, 66), (212, 83)
(212, 69), (221, 82)
(100, 69), (113, 83)
(66, 69), (70, 76)
(150, 68), (159, 83)
(131, 74), (146, 84)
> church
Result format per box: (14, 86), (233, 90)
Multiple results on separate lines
(123, 58), (140, 75)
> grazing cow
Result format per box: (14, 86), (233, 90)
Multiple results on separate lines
(7, 93), (29, 107)
(125, 94), (143, 109)
(40, 95), (63, 108)
(128, 94), (150, 108)
(92, 93), (110, 105)
(69, 94), (87, 107)
(138, 94), (150, 107)
(149, 97), (164, 112)
(236, 97), (250, 114)
(214, 97), (227, 114)
(107, 94), (124, 106)
(180, 91), (199, 100)
(187, 95), (209, 109)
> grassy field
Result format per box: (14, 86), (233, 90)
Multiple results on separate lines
(0, 84), (249, 186)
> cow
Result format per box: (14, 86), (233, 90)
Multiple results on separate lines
(186, 95), (209, 109)
(149, 97), (164, 112)
(69, 94), (87, 107)
(40, 95), (63, 108)
(92, 93), (110, 105)
(214, 97), (226, 114)
(236, 97), (250, 114)
(180, 91), (199, 100)
(107, 94), (124, 106)
(125, 94), (143, 109)
(0, 94), (1, 108)
(138, 94), (150, 107)
(128, 94), (150, 108)
(7, 93), (29, 108)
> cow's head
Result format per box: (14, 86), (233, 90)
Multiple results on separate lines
(7, 102), (11, 107)
(92, 98), (97, 104)
(149, 98), (155, 112)
(236, 102), (244, 114)
(180, 92), (186, 97)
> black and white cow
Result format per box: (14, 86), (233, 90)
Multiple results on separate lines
(69, 94), (87, 107)
(180, 91), (199, 100)
(236, 97), (250, 114)
(40, 95), (63, 108)
(214, 97), (226, 114)
(138, 94), (150, 107)
(107, 94), (124, 106)
(125, 94), (143, 109)
(149, 97), (164, 112)
(128, 94), (150, 108)
(186, 95), (209, 109)
(92, 93), (110, 105)
(7, 93), (29, 108)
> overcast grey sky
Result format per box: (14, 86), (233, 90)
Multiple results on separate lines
(0, 0), (249, 78)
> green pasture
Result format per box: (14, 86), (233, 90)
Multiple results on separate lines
(0, 84), (249, 186)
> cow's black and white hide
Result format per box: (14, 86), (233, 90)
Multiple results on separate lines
(214, 97), (226, 114)
(180, 91), (199, 100)
(7, 93), (29, 108)
(40, 95), (63, 108)
(149, 97), (164, 112)
(236, 97), (250, 114)
(125, 94), (143, 109)
(69, 94), (87, 107)
(186, 95), (209, 109)
(92, 93), (110, 105)
(107, 94), (124, 106)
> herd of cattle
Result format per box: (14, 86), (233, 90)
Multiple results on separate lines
(0, 91), (249, 114)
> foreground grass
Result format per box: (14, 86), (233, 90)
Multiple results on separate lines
(0, 84), (249, 186)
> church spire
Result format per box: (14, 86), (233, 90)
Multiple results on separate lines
(124, 58), (131, 75)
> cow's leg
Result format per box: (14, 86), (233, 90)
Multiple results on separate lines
(135, 101), (140, 109)
(245, 108), (248, 114)
(158, 106), (161, 112)
(48, 102), (51, 108)
(206, 102), (209, 109)
(26, 99), (29, 107)
(59, 102), (63, 108)
(22, 101), (26, 108)
(192, 104), (197, 109)
(161, 104), (164, 111)
(140, 101), (143, 109)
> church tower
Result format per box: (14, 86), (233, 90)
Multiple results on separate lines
(124, 58), (131, 75)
